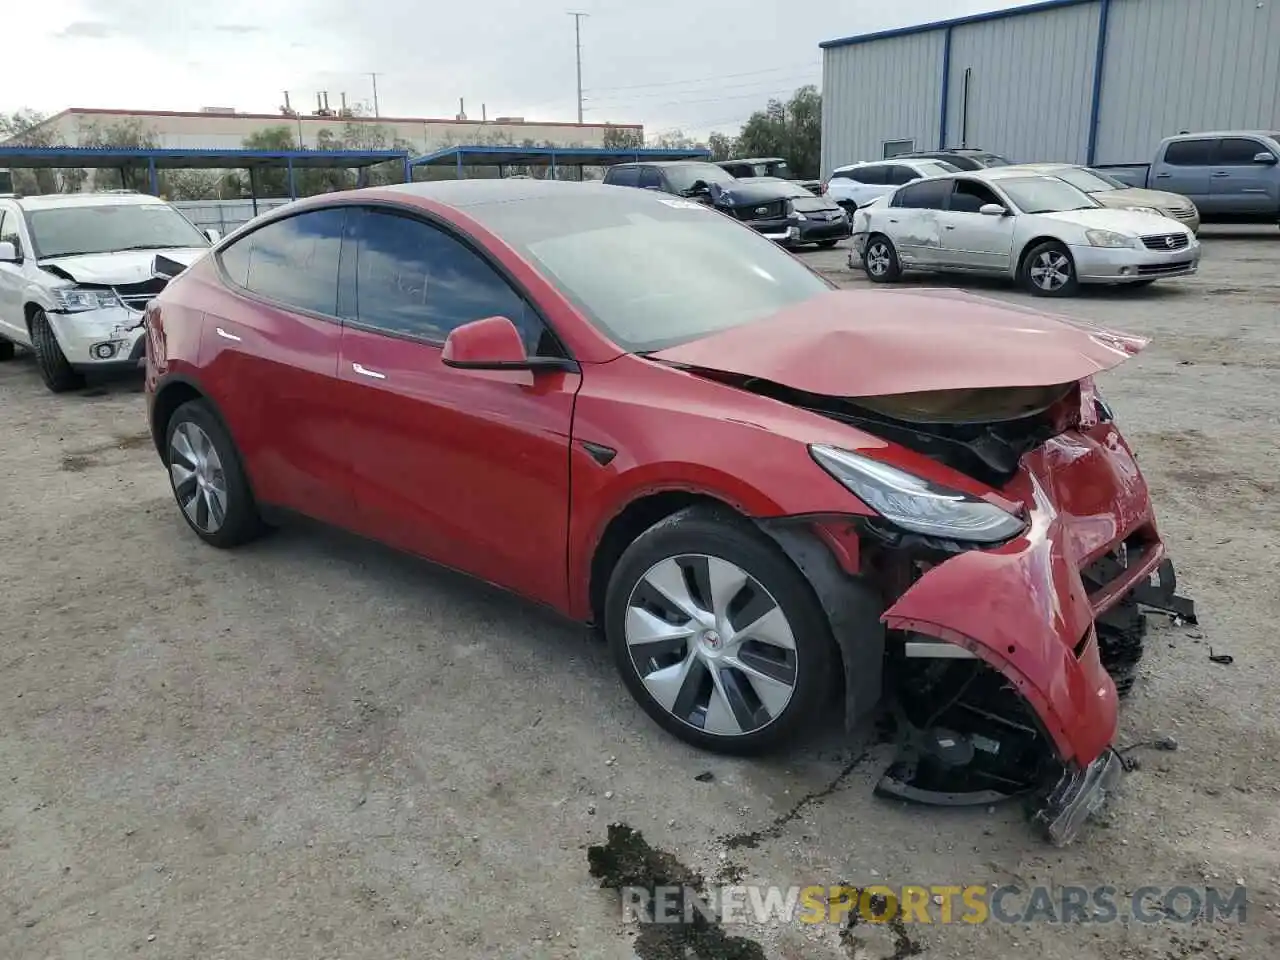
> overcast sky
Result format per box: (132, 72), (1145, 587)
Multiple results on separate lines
(10, 0), (1038, 138)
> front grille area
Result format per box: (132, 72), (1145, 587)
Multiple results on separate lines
(734, 201), (786, 221)
(1137, 260), (1194, 275)
(1140, 233), (1190, 251)
(112, 277), (169, 312)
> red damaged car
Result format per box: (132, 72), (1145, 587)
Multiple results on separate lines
(143, 180), (1195, 844)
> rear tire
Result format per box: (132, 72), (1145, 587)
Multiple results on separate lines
(604, 505), (838, 755)
(1021, 241), (1079, 297)
(1129, 279), (1157, 288)
(164, 399), (264, 549)
(862, 235), (902, 282)
(29, 309), (84, 393)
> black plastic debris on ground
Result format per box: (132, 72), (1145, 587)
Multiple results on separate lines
(587, 823), (767, 960)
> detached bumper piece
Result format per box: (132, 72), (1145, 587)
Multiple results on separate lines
(1033, 748), (1125, 846)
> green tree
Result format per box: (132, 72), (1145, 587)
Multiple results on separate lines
(0, 109), (77, 194)
(734, 85), (821, 178)
(77, 119), (160, 190)
(707, 131), (738, 162)
(602, 125), (643, 150)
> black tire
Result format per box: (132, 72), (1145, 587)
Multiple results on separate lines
(837, 201), (857, 216)
(29, 309), (84, 392)
(164, 399), (264, 548)
(1020, 241), (1079, 297)
(862, 234), (902, 282)
(604, 505), (838, 755)
(1128, 279), (1157, 288)
(0, 338), (14, 361)
(817, 239), (840, 248)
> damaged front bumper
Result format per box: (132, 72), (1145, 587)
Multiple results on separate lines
(867, 425), (1195, 844)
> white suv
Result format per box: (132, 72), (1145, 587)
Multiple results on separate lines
(825, 158), (959, 212)
(0, 192), (214, 392)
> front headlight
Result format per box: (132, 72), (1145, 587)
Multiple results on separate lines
(1084, 229), (1136, 248)
(787, 203), (807, 221)
(809, 444), (1026, 544)
(51, 287), (121, 312)
(1123, 205), (1162, 216)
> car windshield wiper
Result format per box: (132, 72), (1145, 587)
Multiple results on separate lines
(118, 243), (198, 251)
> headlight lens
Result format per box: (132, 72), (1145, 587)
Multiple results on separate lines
(810, 444), (1026, 544)
(52, 287), (121, 312)
(1123, 205), (1162, 216)
(1084, 229), (1136, 248)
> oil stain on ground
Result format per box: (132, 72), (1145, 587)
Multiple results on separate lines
(58, 432), (153, 471)
(839, 886), (923, 959)
(587, 822), (767, 960)
(722, 751), (870, 851)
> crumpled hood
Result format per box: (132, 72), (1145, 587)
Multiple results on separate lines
(651, 288), (1147, 398)
(38, 248), (208, 284)
(1094, 187), (1196, 212)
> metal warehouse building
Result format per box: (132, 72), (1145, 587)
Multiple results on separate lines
(819, 0), (1280, 175)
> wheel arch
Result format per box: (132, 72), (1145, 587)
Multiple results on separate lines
(1016, 235), (1070, 278)
(149, 373), (235, 462)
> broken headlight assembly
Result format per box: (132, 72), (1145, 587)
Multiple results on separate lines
(809, 444), (1026, 544)
(51, 287), (122, 312)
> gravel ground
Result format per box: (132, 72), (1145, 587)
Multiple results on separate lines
(2, 226), (1278, 960)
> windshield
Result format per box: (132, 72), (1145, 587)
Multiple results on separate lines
(998, 177), (1098, 214)
(30, 203), (209, 259)
(664, 163), (736, 193)
(756, 160), (792, 178)
(470, 188), (833, 352)
(1052, 166), (1124, 193)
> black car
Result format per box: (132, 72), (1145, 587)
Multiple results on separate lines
(601, 160), (736, 199)
(718, 157), (823, 195)
(897, 148), (1012, 171)
(708, 177), (850, 248)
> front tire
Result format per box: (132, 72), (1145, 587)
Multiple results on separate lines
(29, 309), (84, 392)
(1021, 241), (1079, 297)
(164, 399), (264, 548)
(862, 235), (902, 282)
(604, 506), (838, 755)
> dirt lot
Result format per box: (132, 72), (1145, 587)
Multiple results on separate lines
(3, 228), (1279, 960)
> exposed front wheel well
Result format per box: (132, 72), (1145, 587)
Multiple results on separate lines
(24, 302), (42, 332)
(588, 491), (739, 626)
(150, 381), (204, 459)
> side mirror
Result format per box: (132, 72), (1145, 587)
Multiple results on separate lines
(1253, 151), (1278, 165)
(203, 227), (221, 242)
(979, 203), (1007, 216)
(0, 240), (18, 262)
(441, 316), (574, 372)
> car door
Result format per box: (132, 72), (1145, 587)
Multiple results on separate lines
(1153, 139), (1213, 208)
(935, 177), (1016, 272)
(335, 206), (579, 609)
(886, 178), (952, 266)
(198, 207), (353, 526)
(1208, 136), (1278, 215)
(0, 206), (26, 342)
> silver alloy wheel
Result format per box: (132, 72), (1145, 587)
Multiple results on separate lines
(1030, 250), (1071, 291)
(624, 554), (799, 737)
(169, 421), (228, 533)
(866, 241), (892, 276)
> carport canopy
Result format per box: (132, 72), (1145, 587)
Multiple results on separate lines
(0, 146), (412, 210)
(408, 144), (712, 178)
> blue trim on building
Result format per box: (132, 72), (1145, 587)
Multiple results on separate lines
(408, 145), (711, 167)
(820, 0), (1096, 49)
(1085, 0), (1112, 165)
(938, 27), (954, 150)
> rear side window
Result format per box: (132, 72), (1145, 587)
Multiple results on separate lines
(219, 208), (346, 316)
(852, 166), (888, 185)
(606, 166), (641, 187)
(1163, 139), (1214, 166)
(351, 209), (540, 350)
(893, 179), (951, 209)
(1216, 137), (1269, 164)
(889, 165), (922, 185)
(637, 167), (662, 189)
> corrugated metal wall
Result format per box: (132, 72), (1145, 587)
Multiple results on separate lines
(1095, 0), (1280, 164)
(944, 3), (1101, 163)
(820, 30), (946, 176)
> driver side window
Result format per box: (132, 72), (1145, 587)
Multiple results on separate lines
(948, 180), (1003, 213)
(637, 167), (662, 189)
(350, 209), (561, 357)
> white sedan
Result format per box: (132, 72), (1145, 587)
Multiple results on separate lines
(849, 169), (1200, 297)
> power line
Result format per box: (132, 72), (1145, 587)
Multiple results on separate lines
(584, 62), (819, 95)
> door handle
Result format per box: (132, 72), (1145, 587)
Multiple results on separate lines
(352, 362), (386, 380)
(1154, 173), (1171, 178)
(1211, 172), (1230, 178)
(944, 224), (956, 230)
(215, 326), (241, 342)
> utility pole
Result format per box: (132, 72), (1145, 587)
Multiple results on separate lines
(368, 72), (382, 117)
(567, 12), (588, 124)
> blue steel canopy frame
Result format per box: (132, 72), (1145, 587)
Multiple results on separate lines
(408, 144), (713, 180)
(0, 146), (411, 213)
